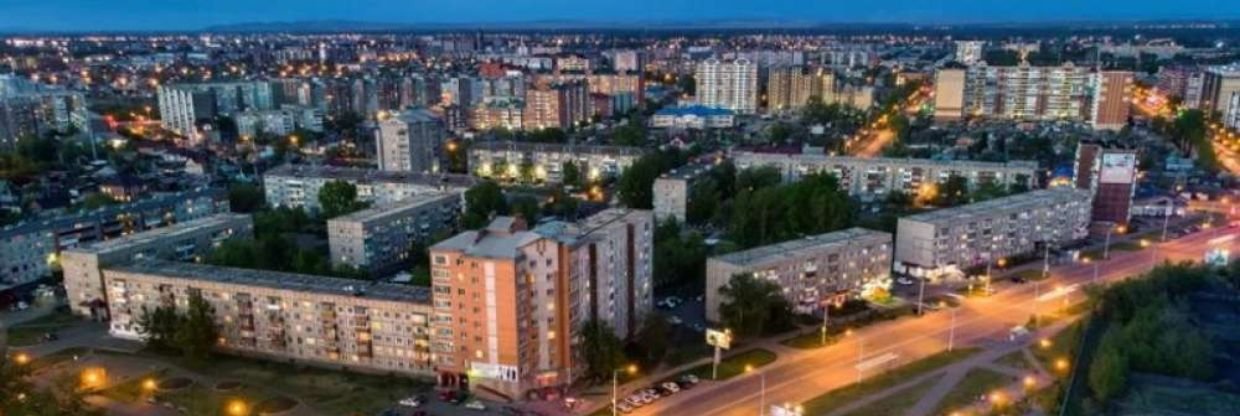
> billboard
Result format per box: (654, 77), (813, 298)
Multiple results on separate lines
(705, 329), (732, 350)
(1099, 153), (1137, 184)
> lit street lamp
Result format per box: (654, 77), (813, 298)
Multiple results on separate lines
(612, 364), (637, 416)
(745, 364), (767, 416)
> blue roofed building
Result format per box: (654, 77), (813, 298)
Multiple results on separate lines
(651, 105), (736, 130)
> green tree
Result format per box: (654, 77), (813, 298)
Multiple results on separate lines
(1089, 328), (1129, 403)
(227, 183), (265, 213)
(735, 167), (782, 192)
(318, 180), (367, 218)
(936, 175), (969, 207)
(633, 313), (671, 365)
(518, 160), (537, 183)
(561, 161), (582, 188)
(580, 319), (626, 381)
(463, 181), (508, 229)
(717, 273), (792, 338)
(527, 128), (567, 143)
(77, 193), (118, 211)
(136, 304), (182, 351)
(510, 195), (541, 223)
(617, 154), (669, 209)
(612, 123), (646, 147)
(970, 181), (1009, 202)
(174, 292), (218, 362)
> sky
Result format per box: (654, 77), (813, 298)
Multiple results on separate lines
(3, 0), (1240, 32)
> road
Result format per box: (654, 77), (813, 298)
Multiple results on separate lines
(630, 228), (1237, 416)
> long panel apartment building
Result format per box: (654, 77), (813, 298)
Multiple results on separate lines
(0, 187), (229, 286)
(705, 228), (892, 322)
(469, 141), (647, 184)
(103, 260), (435, 376)
(428, 209), (653, 398)
(61, 213), (255, 319)
(263, 164), (475, 214)
(894, 188), (1093, 279)
(732, 151), (1038, 200)
(328, 193), (462, 276)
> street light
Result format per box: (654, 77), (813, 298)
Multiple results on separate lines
(612, 364), (637, 416)
(12, 352), (30, 365)
(746, 364), (767, 416)
(142, 378), (158, 393)
(226, 399), (249, 416)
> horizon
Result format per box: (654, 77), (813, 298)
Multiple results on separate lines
(4, 0), (1240, 32)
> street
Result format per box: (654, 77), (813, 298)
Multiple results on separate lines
(628, 227), (1236, 416)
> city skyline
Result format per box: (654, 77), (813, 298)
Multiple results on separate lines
(4, 0), (1240, 32)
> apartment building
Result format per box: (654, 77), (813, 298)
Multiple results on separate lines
(263, 164), (474, 214)
(894, 188), (1093, 279)
(327, 193), (462, 276)
(766, 66), (834, 112)
(103, 260), (435, 376)
(962, 63), (1094, 121)
(933, 68), (967, 122)
(428, 209), (653, 398)
(955, 41), (985, 65)
(61, 213), (254, 319)
(705, 228), (892, 322)
(158, 82), (275, 141)
(1201, 64), (1240, 129)
(376, 109), (447, 174)
(1090, 71), (1135, 130)
(696, 58), (758, 114)
(652, 163), (717, 223)
(1074, 144), (1139, 226)
(523, 80), (589, 131)
(0, 75), (90, 148)
(0, 188), (229, 286)
(470, 99), (525, 131)
(469, 141), (647, 183)
(732, 151), (1038, 200)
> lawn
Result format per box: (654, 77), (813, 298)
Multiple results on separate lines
(801, 348), (980, 415)
(780, 327), (847, 350)
(995, 349), (1033, 371)
(26, 346), (91, 371)
(932, 368), (1017, 415)
(682, 349), (777, 381)
(1031, 322), (1083, 377)
(101, 369), (167, 403)
(5, 309), (78, 346)
(1081, 240), (1145, 259)
(840, 375), (941, 416)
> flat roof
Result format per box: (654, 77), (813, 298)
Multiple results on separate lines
(903, 188), (1092, 224)
(328, 192), (457, 224)
(470, 141), (648, 158)
(712, 227), (891, 268)
(0, 187), (226, 239)
(66, 213), (251, 255)
(734, 151), (1038, 171)
(265, 164), (476, 188)
(109, 259), (431, 304)
(659, 163), (716, 181)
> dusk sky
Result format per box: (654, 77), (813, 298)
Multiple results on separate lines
(4, 0), (1240, 31)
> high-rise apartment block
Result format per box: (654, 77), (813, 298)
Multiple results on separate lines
(954, 41), (986, 65)
(523, 80), (589, 130)
(376, 109), (448, 174)
(705, 228), (892, 322)
(935, 63), (1133, 124)
(327, 193), (462, 276)
(933, 68), (967, 122)
(469, 141), (646, 183)
(894, 188), (1093, 279)
(103, 260), (436, 376)
(1201, 64), (1240, 129)
(1074, 144), (1138, 226)
(733, 151), (1038, 200)
(0, 75), (90, 149)
(263, 164), (474, 215)
(0, 188), (229, 286)
(428, 209), (653, 398)
(60, 213), (254, 319)
(157, 82), (275, 141)
(1090, 71), (1134, 130)
(696, 58), (758, 114)
(652, 163), (717, 223)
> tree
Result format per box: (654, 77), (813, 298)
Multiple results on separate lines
(227, 183), (265, 213)
(935, 175), (969, 207)
(735, 167), (782, 192)
(527, 128), (567, 143)
(136, 304), (182, 351)
(717, 273), (792, 339)
(77, 193), (118, 211)
(510, 195), (541, 223)
(617, 154), (668, 209)
(518, 160), (537, 183)
(580, 319), (626, 381)
(318, 180), (366, 218)
(653, 219), (708, 288)
(633, 313), (671, 365)
(1089, 328), (1129, 403)
(728, 173), (854, 248)
(767, 122), (795, 144)
(174, 292), (218, 362)
(612, 123), (646, 147)
(970, 181), (1009, 202)
(562, 161), (583, 188)
(463, 181), (508, 229)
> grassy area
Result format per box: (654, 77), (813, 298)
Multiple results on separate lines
(682, 349), (777, 381)
(1116, 380), (1240, 416)
(1007, 269), (1047, 282)
(101, 369), (167, 403)
(159, 384), (275, 416)
(995, 349), (1033, 371)
(1081, 240), (1146, 259)
(780, 327), (847, 350)
(5, 309), (78, 347)
(932, 368), (1016, 415)
(1031, 323), (1083, 379)
(840, 375), (941, 416)
(801, 348), (980, 415)
(26, 346), (91, 371)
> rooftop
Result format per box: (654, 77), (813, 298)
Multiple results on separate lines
(733, 151), (1039, 170)
(109, 259), (431, 304)
(327, 192), (456, 224)
(264, 164), (476, 188)
(0, 187), (226, 239)
(659, 162), (717, 181)
(67, 213), (251, 255)
(431, 218), (542, 259)
(713, 227), (891, 268)
(903, 188), (1092, 224)
(470, 141), (648, 158)
(655, 105), (735, 117)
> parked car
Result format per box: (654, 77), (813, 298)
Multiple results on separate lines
(666, 316), (683, 325)
(398, 395), (424, 407)
(465, 400), (486, 411)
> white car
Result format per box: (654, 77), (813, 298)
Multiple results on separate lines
(625, 396), (645, 407)
(397, 396), (423, 407)
(616, 403), (634, 414)
(661, 382), (680, 393)
(464, 400), (486, 411)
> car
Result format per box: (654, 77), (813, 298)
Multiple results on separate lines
(616, 402), (633, 413)
(398, 395), (424, 407)
(640, 393), (656, 404)
(625, 396), (644, 408)
(666, 316), (683, 325)
(464, 400), (487, 411)
(661, 382), (680, 394)
(679, 374), (700, 386)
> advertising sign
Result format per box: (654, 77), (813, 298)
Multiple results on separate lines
(705, 328), (732, 350)
(1099, 153), (1137, 184)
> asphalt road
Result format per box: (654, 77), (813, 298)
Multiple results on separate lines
(629, 227), (1237, 416)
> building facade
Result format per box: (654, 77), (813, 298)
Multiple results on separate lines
(0, 188), (229, 286)
(0, 75), (89, 149)
(732, 151), (1038, 200)
(1090, 71), (1134, 130)
(1074, 144), (1138, 226)
(695, 58), (758, 114)
(652, 163), (717, 222)
(428, 210), (653, 398)
(61, 213), (254, 319)
(263, 164), (474, 215)
(933, 68), (967, 122)
(523, 80), (589, 131)
(961, 63), (1094, 121)
(103, 260), (436, 376)
(469, 141), (646, 183)
(328, 193), (462, 276)
(705, 228), (892, 322)
(376, 109), (447, 174)
(893, 188), (1093, 279)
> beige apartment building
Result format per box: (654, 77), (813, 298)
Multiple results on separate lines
(732, 151), (1038, 200)
(103, 260), (436, 376)
(328, 193), (462, 276)
(652, 163), (717, 223)
(894, 188), (1093, 279)
(428, 209), (653, 399)
(705, 228), (892, 322)
(263, 164), (474, 215)
(61, 213), (254, 319)
(469, 141), (647, 184)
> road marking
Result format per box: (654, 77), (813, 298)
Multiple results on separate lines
(855, 352), (899, 371)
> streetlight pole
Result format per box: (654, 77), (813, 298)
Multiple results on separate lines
(1161, 201), (1172, 243)
(916, 276), (926, 315)
(948, 307), (958, 352)
(1103, 227), (1114, 260)
(820, 302), (831, 346)
(612, 370), (619, 416)
(856, 336), (866, 384)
